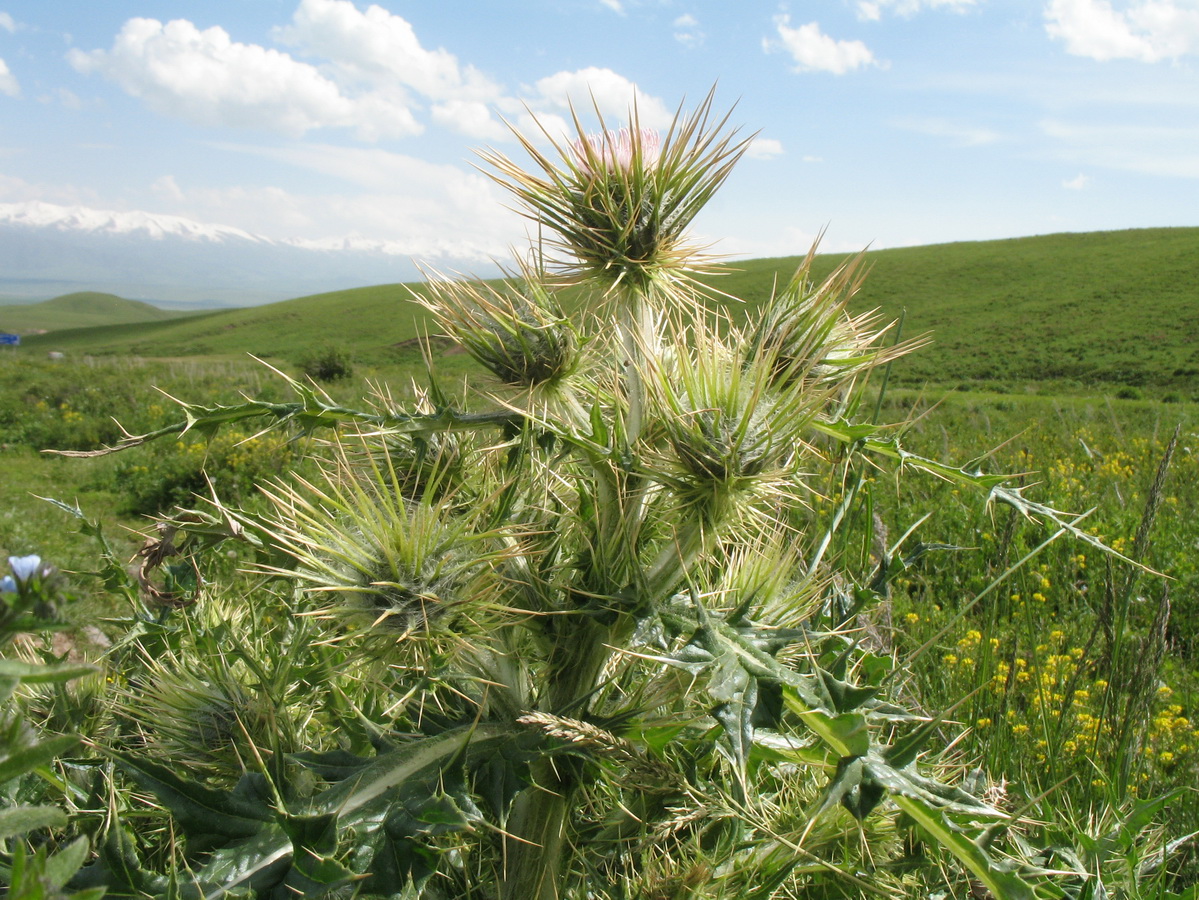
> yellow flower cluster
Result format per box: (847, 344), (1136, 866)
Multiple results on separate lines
(939, 626), (1195, 783)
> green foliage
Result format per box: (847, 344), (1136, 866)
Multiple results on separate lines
(0, 356), (290, 451)
(298, 343), (354, 382)
(0, 556), (99, 900)
(101, 429), (299, 516)
(21, 97), (1058, 900)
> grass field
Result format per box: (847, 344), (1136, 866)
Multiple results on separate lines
(13, 227), (1199, 397)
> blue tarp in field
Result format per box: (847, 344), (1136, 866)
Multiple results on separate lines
(0, 333), (20, 346)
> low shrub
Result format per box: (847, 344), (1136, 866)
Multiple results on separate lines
(299, 343), (354, 382)
(102, 429), (299, 516)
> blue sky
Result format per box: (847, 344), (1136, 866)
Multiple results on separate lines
(1, 0), (1196, 270)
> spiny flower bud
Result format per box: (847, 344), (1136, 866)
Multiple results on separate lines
(419, 266), (579, 392)
(479, 89), (749, 298)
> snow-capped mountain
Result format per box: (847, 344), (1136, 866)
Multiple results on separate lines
(0, 201), (269, 245)
(0, 201), (478, 308)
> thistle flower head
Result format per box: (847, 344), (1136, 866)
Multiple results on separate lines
(257, 435), (508, 665)
(749, 244), (927, 399)
(479, 89), (749, 299)
(572, 126), (661, 176)
(646, 320), (817, 526)
(144, 673), (259, 772)
(417, 260), (580, 397)
(129, 648), (284, 779)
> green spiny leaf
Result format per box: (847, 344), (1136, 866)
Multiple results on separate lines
(0, 735), (80, 785)
(112, 752), (270, 840)
(0, 805), (68, 841)
(0, 660), (96, 684)
(892, 794), (1036, 900)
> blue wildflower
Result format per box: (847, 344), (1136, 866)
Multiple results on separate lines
(8, 555), (43, 585)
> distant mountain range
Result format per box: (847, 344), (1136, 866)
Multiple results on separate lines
(0, 200), (484, 309)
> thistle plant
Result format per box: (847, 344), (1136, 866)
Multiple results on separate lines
(36, 93), (1150, 900)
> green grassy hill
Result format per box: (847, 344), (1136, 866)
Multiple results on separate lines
(0, 292), (199, 334)
(20, 228), (1199, 394)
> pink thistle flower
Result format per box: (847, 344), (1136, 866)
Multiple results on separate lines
(572, 127), (661, 177)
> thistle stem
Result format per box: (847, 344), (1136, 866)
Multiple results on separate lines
(501, 284), (659, 900)
(502, 622), (613, 900)
(620, 319), (644, 443)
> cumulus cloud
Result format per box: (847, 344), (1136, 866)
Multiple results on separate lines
(65, 2), (670, 145)
(1063, 172), (1092, 189)
(767, 15), (879, 74)
(856, 0), (978, 20)
(522, 67), (675, 130)
(746, 137), (784, 159)
(67, 17), (422, 139)
(0, 58), (17, 97)
(0, 12), (15, 32)
(275, 0), (502, 107)
(1045, 0), (1199, 61)
(673, 14), (704, 47)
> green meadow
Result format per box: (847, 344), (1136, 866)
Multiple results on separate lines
(3, 227), (1198, 897)
(14, 226), (1199, 395)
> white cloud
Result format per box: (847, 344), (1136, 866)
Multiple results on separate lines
(431, 98), (510, 141)
(1063, 172), (1092, 188)
(767, 16), (879, 74)
(65, 3), (669, 146)
(0, 58), (17, 98)
(856, 0), (978, 20)
(1041, 117), (1199, 177)
(0, 13), (15, 32)
(151, 174), (186, 202)
(896, 117), (1001, 146)
(523, 67), (675, 130)
(38, 88), (82, 109)
(710, 224), (829, 260)
(746, 137), (784, 159)
(202, 142), (524, 256)
(598, 0), (625, 13)
(67, 16), (422, 139)
(1045, 0), (1199, 61)
(274, 0), (502, 108)
(0, 172), (99, 206)
(673, 13), (704, 47)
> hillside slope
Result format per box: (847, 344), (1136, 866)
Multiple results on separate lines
(21, 228), (1199, 392)
(0, 292), (198, 334)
